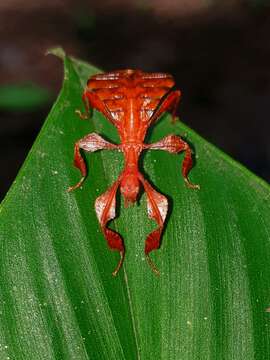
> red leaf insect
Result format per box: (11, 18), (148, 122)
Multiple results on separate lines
(68, 69), (199, 276)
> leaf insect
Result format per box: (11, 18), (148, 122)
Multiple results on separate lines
(68, 70), (199, 276)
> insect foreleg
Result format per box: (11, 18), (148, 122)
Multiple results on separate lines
(68, 133), (118, 192)
(95, 178), (125, 276)
(138, 174), (168, 276)
(145, 135), (200, 189)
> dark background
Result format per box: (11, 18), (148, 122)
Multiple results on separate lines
(1, 0), (270, 200)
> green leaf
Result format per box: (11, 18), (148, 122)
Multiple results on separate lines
(1, 48), (270, 359)
(0, 83), (51, 111)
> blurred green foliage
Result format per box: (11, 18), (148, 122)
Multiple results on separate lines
(0, 83), (51, 112)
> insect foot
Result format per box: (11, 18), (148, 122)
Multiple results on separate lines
(69, 69), (199, 276)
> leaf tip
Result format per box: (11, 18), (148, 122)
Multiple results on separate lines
(46, 47), (66, 60)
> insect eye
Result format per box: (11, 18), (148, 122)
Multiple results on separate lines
(120, 174), (140, 205)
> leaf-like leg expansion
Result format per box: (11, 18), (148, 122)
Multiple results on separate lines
(181, 144), (200, 190)
(145, 134), (200, 189)
(139, 174), (168, 276)
(75, 92), (90, 120)
(95, 178), (125, 276)
(149, 90), (181, 125)
(68, 133), (118, 192)
(67, 142), (87, 192)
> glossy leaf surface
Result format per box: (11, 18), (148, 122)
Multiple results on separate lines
(1, 49), (270, 359)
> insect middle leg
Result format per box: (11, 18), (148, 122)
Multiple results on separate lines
(68, 132), (118, 192)
(144, 134), (200, 189)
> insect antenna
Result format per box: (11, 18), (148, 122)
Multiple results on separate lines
(112, 250), (125, 277)
(145, 254), (160, 276)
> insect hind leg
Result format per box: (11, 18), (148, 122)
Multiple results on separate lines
(149, 90), (181, 125)
(75, 91), (90, 120)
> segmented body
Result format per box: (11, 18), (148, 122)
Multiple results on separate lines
(88, 70), (174, 138)
(69, 69), (199, 276)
